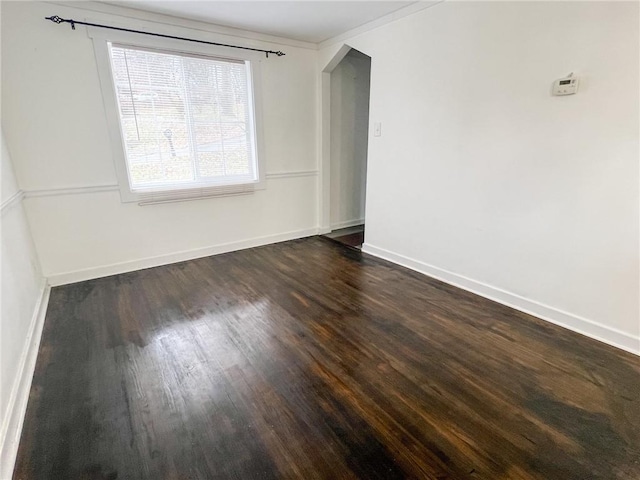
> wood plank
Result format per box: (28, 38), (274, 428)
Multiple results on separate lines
(13, 237), (640, 479)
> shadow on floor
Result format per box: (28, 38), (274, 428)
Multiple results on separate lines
(323, 225), (364, 249)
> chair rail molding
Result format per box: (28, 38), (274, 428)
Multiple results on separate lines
(1, 190), (25, 215)
(22, 171), (319, 199)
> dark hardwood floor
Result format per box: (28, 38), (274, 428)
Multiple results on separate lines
(14, 237), (640, 479)
(323, 225), (365, 249)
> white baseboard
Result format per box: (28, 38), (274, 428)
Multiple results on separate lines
(330, 218), (365, 231)
(362, 243), (640, 356)
(0, 282), (51, 480)
(48, 227), (319, 286)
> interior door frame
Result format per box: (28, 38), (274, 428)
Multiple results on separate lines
(319, 43), (358, 234)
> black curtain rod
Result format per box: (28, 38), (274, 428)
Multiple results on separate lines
(45, 15), (285, 58)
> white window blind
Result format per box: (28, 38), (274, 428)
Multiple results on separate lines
(107, 44), (259, 199)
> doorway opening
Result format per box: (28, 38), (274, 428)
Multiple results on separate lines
(321, 47), (371, 249)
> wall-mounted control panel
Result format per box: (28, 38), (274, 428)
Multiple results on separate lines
(553, 74), (579, 96)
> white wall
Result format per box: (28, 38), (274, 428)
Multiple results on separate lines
(0, 131), (45, 478)
(319, 1), (640, 353)
(330, 49), (370, 229)
(1, 1), (319, 283)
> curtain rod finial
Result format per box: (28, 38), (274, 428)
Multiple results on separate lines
(45, 15), (65, 24)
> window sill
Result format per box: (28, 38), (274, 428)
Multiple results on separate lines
(121, 182), (261, 205)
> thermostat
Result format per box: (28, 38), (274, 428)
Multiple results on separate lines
(553, 73), (579, 96)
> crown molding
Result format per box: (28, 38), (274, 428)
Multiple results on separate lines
(44, 1), (318, 50)
(318, 0), (444, 50)
(45, 1), (448, 52)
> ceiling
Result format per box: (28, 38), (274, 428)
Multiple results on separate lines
(106, 1), (416, 43)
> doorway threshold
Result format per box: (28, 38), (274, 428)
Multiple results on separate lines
(323, 225), (364, 249)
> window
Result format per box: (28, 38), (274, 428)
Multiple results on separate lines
(92, 31), (264, 203)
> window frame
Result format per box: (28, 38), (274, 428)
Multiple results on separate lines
(90, 27), (266, 204)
